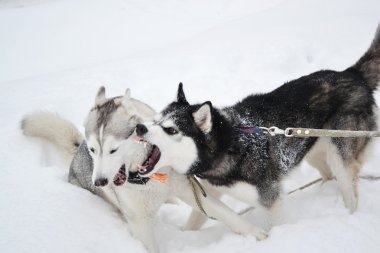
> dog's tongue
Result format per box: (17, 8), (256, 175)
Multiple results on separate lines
(113, 169), (126, 186)
(149, 147), (160, 164)
(138, 146), (161, 175)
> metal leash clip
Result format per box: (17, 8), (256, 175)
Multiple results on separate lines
(268, 126), (285, 136)
(259, 126), (285, 136)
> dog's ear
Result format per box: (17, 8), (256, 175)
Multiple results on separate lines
(122, 88), (131, 106)
(193, 102), (213, 133)
(176, 82), (188, 104)
(95, 86), (106, 105)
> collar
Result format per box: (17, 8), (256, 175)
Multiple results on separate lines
(127, 171), (150, 185)
(235, 126), (263, 136)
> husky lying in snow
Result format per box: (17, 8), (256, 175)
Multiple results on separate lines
(21, 88), (267, 253)
(135, 25), (380, 229)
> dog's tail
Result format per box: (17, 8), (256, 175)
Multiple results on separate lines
(353, 24), (380, 90)
(21, 111), (84, 161)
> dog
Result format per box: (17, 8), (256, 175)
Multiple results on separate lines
(135, 24), (380, 231)
(21, 87), (268, 253)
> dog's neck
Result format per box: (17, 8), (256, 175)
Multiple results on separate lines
(188, 104), (269, 186)
(188, 107), (241, 178)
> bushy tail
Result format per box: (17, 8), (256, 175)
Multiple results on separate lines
(21, 111), (84, 161)
(353, 24), (380, 90)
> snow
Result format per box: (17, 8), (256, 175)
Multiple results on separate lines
(1, 0), (380, 252)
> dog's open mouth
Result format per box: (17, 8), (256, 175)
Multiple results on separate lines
(134, 136), (161, 175)
(138, 145), (161, 175)
(113, 164), (127, 186)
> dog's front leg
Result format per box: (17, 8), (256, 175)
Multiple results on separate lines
(117, 191), (161, 253)
(200, 194), (268, 240)
(176, 182), (268, 240)
(183, 209), (208, 231)
(128, 217), (159, 253)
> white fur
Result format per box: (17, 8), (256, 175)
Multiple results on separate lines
(193, 103), (212, 133)
(21, 111), (84, 163)
(217, 182), (260, 206)
(326, 140), (358, 213)
(168, 173), (267, 239)
(88, 134), (131, 185)
(305, 138), (333, 181)
(153, 113), (163, 122)
(161, 118), (175, 128)
(142, 121), (198, 176)
(306, 137), (359, 213)
(184, 181), (282, 232)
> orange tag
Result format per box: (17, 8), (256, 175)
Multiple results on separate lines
(150, 173), (169, 184)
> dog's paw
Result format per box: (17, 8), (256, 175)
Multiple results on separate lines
(254, 230), (268, 241)
(244, 228), (268, 241)
(340, 188), (358, 214)
(343, 195), (358, 214)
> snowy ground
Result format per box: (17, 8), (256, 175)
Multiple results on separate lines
(1, 0), (380, 252)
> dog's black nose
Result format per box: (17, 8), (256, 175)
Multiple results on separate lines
(136, 124), (148, 136)
(94, 178), (108, 187)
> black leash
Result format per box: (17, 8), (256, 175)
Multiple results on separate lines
(188, 175), (216, 220)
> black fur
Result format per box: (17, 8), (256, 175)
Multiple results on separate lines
(158, 27), (380, 208)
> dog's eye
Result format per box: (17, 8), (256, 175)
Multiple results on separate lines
(163, 127), (178, 135)
(110, 148), (118, 154)
(89, 147), (95, 153)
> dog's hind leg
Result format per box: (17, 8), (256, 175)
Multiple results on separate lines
(305, 138), (333, 182)
(326, 139), (358, 213)
(347, 159), (362, 199)
(327, 111), (376, 213)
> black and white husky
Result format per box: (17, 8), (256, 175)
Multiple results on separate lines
(136, 26), (380, 226)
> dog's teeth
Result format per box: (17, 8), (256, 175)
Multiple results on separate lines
(144, 142), (147, 148)
(138, 164), (147, 173)
(134, 136), (142, 143)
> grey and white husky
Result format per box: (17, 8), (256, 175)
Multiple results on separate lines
(135, 26), (380, 228)
(21, 87), (267, 253)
